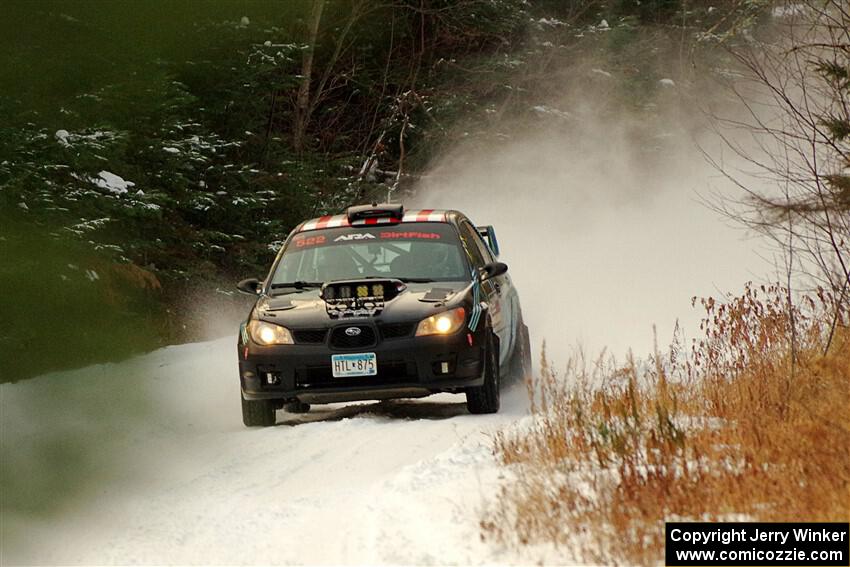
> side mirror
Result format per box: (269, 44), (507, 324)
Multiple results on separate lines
(237, 278), (262, 295)
(480, 261), (508, 282)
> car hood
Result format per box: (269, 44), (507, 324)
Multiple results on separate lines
(254, 281), (470, 327)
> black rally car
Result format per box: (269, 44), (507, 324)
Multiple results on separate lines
(235, 203), (531, 426)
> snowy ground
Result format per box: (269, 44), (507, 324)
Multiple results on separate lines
(1, 337), (550, 566)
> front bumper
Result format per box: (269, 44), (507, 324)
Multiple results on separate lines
(238, 326), (485, 404)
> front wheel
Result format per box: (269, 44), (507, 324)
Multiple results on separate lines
(241, 395), (275, 427)
(466, 332), (500, 414)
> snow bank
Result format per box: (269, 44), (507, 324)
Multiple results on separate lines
(93, 171), (135, 195)
(54, 128), (120, 148)
(55, 129), (72, 146)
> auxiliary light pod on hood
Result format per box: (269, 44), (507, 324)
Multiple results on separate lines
(320, 278), (406, 319)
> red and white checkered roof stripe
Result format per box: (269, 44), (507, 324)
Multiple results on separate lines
(298, 209), (447, 232)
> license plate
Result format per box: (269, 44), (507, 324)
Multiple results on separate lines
(331, 352), (377, 378)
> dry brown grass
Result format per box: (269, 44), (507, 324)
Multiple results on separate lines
(483, 284), (850, 565)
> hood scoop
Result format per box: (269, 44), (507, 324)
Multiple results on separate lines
(419, 287), (456, 303)
(259, 297), (296, 314)
(320, 278), (405, 319)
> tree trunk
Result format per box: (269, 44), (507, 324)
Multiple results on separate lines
(293, 0), (325, 152)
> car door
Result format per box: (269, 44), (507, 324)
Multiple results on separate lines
(458, 220), (512, 366)
(470, 222), (517, 364)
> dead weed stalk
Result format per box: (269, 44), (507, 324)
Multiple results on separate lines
(484, 284), (849, 565)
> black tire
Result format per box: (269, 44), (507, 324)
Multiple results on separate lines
(241, 395), (276, 427)
(508, 320), (532, 384)
(466, 332), (500, 414)
(284, 401), (311, 414)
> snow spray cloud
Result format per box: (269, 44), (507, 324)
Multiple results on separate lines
(411, 64), (768, 363)
(182, 285), (255, 343)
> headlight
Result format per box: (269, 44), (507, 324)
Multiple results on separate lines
(415, 307), (466, 336)
(247, 320), (294, 345)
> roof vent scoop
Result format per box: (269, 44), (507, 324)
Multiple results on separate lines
(346, 203), (404, 224)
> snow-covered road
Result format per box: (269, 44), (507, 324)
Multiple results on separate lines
(1, 337), (535, 565)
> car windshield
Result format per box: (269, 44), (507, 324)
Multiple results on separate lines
(272, 223), (470, 285)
